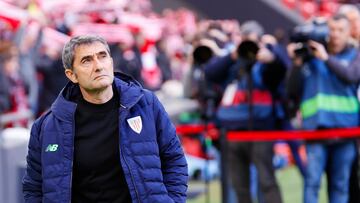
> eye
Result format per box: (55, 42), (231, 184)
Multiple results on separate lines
(100, 53), (107, 58)
(81, 58), (91, 64)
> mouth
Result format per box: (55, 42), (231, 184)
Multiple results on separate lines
(94, 75), (107, 80)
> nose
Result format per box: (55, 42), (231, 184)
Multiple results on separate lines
(93, 57), (104, 72)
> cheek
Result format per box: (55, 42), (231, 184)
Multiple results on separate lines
(106, 60), (114, 70)
(330, 31), (341, 39)
(75, 72), (88, 84)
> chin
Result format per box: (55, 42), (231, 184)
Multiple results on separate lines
(101, 82), (113, 88)
(92, 80), (112, 89)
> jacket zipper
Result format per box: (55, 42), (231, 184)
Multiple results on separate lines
(120, 104), (141, 203)
(68, 112), (76, 203)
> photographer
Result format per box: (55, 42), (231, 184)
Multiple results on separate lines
(205, 21), (287, 203)
(287, 14), (358, 203)
(184, 25), (230, 121)
(324, 5), (360, 83)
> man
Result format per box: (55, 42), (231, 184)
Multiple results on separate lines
(287, 14), (358, 203)
(338, 4), (360, 44)
(22, 35), (188, 203)
(322, 5), (360, 83)
(324, 6), (360, 203)
(205, 21), (286, 203)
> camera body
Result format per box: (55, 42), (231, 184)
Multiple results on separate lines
(192, 45), (214, 66)
(236, 40), (260, 69)
(290, 20), (328, 61)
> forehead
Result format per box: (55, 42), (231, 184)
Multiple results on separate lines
(329, 18), (349, 29)
(73, 41), (108, 59)
(347, 10), (360, 20)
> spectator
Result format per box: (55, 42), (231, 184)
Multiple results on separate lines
(15, 22), (43, 114)
(0, 41), (12, 113)
(36, 45), (68, 116)
(0, 42), (29, 127)
(110, 38), (143, 84)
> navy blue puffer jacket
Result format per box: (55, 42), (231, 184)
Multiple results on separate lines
(23, 73), (188, 203)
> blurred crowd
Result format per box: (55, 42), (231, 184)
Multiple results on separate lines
(2, 0), (360, 203)
(0, 0), (190, 121)
(0, 0), (243, 123)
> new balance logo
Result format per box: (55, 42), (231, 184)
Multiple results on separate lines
(45, 144), (58, 152)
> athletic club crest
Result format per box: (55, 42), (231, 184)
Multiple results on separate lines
(127, 116), (142, 134)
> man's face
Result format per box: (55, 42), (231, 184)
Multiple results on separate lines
(328, 18), (351, 49)
(346, 11), (360, 39)
(65, 41), (114, 93)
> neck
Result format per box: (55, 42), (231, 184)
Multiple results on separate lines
(80, 86), (114, 104)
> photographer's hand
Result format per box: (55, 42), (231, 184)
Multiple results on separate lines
(256, 46), (275, 63)
(287, 43), (303, 66)
(309, 40), (329, 61)
(230, 49), (239, 61)
(287, 43), (297, 59)
(261, 34), (277, 46)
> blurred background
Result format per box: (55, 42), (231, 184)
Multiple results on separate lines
(1, 0), (360, 203)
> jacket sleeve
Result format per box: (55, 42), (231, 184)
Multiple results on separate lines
(204, 54), (237, 83)
(326, 52), (360, 83)
(261, 44), (288, 92)
(22, 121), (43, 202)
(152, 93), (188, 203)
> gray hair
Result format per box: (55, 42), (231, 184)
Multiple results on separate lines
(62, 35), (111, 70)
(240, 20), (264, 38)
(338, 4), (360, 16)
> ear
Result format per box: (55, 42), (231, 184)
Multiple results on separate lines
(65, 69), (78, 83)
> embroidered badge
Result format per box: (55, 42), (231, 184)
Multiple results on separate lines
(127, 116), (142, 134)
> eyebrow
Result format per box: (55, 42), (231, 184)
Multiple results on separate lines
(97, 51), (108, 56)
(80, 55), (92, 63)
(80, 51), (108, 62)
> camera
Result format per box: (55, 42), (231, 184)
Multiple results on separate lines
(236, 40), (279, 73)
(290, 19), (328, 60)
(236, 40), (259, 67)
(192, 45), (214, 66)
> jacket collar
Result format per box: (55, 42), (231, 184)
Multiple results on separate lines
(51, 72), (143, 123)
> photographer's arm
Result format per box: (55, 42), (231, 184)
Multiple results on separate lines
(204, 54), (237, 83)
(260, 44), (288, 92)
(309, 40), (360, 83)
(326, 53), (360, 83)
